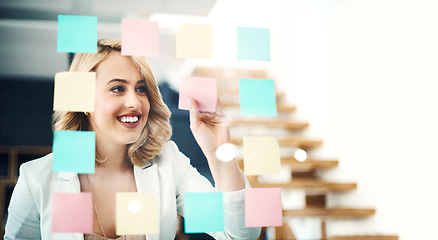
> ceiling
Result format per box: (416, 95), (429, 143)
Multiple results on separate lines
(0, 0), (217, 79)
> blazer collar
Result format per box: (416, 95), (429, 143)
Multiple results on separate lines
(52, 160), (161, 240)
(54, 172), (80, 193)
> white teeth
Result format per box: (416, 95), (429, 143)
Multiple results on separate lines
(120, 116), (138, 123)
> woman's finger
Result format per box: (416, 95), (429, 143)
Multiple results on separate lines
(189, 99), (201, 127)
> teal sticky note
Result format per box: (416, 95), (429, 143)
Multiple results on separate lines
(52, 131), (95, 173)
(184, 192), (224, 233)
(239, 78), (277, 116)
(237, 27), (271, 61)
(57, 15), (97, 53)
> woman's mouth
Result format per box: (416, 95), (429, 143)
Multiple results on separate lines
(119, 116), (139, 123)
(117, 114), (141, 128)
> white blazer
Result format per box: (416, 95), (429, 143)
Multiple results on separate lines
(4, 141), (260, 240)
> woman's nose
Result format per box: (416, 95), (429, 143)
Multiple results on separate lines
(124, 90), (141, 109)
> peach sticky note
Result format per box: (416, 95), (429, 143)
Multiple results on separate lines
(176, 24), (212, 59)
(52, 192), (93, 233)
(53, 72), (96, 112)
(243, 136), (281, 175)
(245, 188), (283, 227)
(121, 19), (159, 57)
(116, 192), (159, 235)
(178, 76), (217, 112)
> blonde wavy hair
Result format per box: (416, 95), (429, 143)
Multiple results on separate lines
(53, 39), (172, 166)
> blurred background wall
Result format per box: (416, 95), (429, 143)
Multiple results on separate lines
(1, 0), (438, 239)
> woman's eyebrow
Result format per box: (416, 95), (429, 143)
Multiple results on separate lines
(107, 79), (128, 85)
(137, 80), (146, 84)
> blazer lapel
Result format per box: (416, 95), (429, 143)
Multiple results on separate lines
(134, 160), (161, 240)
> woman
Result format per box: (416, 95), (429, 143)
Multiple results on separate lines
(5, 39), (261, 240)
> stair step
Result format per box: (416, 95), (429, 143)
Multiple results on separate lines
(193, 66), (268, 80)
(328, 236), (398, 240)
(282, 157), (338, 170)
(230, 119), (309, 130)
(237, 158), (338, 171)
(221, 102), (297, 113)
(249, 179), (356, 192)
(283, 208), (375, 218)
(231, 137), (322, 149)
(218, 88), (286, 100)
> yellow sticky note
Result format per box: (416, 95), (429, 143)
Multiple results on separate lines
(53, 72), (95, 112)
(116, 192), (159, 235)
(176, 24), (212, 59)
(243, 136), (281, 175)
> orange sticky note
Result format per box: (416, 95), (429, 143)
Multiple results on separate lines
(116, 193), (159, 235)
(245, 188), (283, 227)
(53, 72), (96, 112)
(178, 76), (217, 112)
(121, 19), (159, 57)
(176, 24), (212, 59)
(243, 136), (281, 175)
(52, 192), (93, 233)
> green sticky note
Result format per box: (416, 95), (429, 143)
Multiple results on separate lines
(239, 78), (277, 116)
(184, 192), (224, 233)
(57, 15), (97, 53)
(52, 131), (95, 173)
(237, 27), (271, 61)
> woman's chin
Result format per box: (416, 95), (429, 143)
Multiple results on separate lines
(124, 136), (142, 145)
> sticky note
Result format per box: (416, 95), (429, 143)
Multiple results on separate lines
(52, 192), (93, 233)
(184, 192), (224, 233)
(245, 188), (283, 227)
(116, 192), (159, 235)
(237, 27), (271, 61)
(57, 15), (97, 53)
(243, 136), (281, 175)
(176, 24), (212, 59)
(178, 77), (217, 112)
(52, 131), (95, 173)
(239, 78), (277, 116)
(121, 19), (159, 57)
(53, 72), (96, 112)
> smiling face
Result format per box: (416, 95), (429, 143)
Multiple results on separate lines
(89, 51), (150, 148)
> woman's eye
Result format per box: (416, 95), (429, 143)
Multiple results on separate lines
(136, 86), (147, 93)
(110, 86), (124, 93)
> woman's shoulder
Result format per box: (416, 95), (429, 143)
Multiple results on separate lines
(20, 153), (53, 170)
(152, 141), (190, 168)
(19, 153), (55, 180)
(158, 140), (186, 160)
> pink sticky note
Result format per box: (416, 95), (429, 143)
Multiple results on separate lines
(178, 77), (217, 112)
(121, 19), (159, 57)
(245, 188), (283, 227)
(52, 192), (93, 233)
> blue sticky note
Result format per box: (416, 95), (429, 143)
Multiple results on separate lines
(239, 78), (277, 116)
(237, 27), (271, 61)
(184, 192), (224, 233)
(57, 15), (97, 53)
(52, 131), (95, 173)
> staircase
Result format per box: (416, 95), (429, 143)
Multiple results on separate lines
(192, 66), (398, 240)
